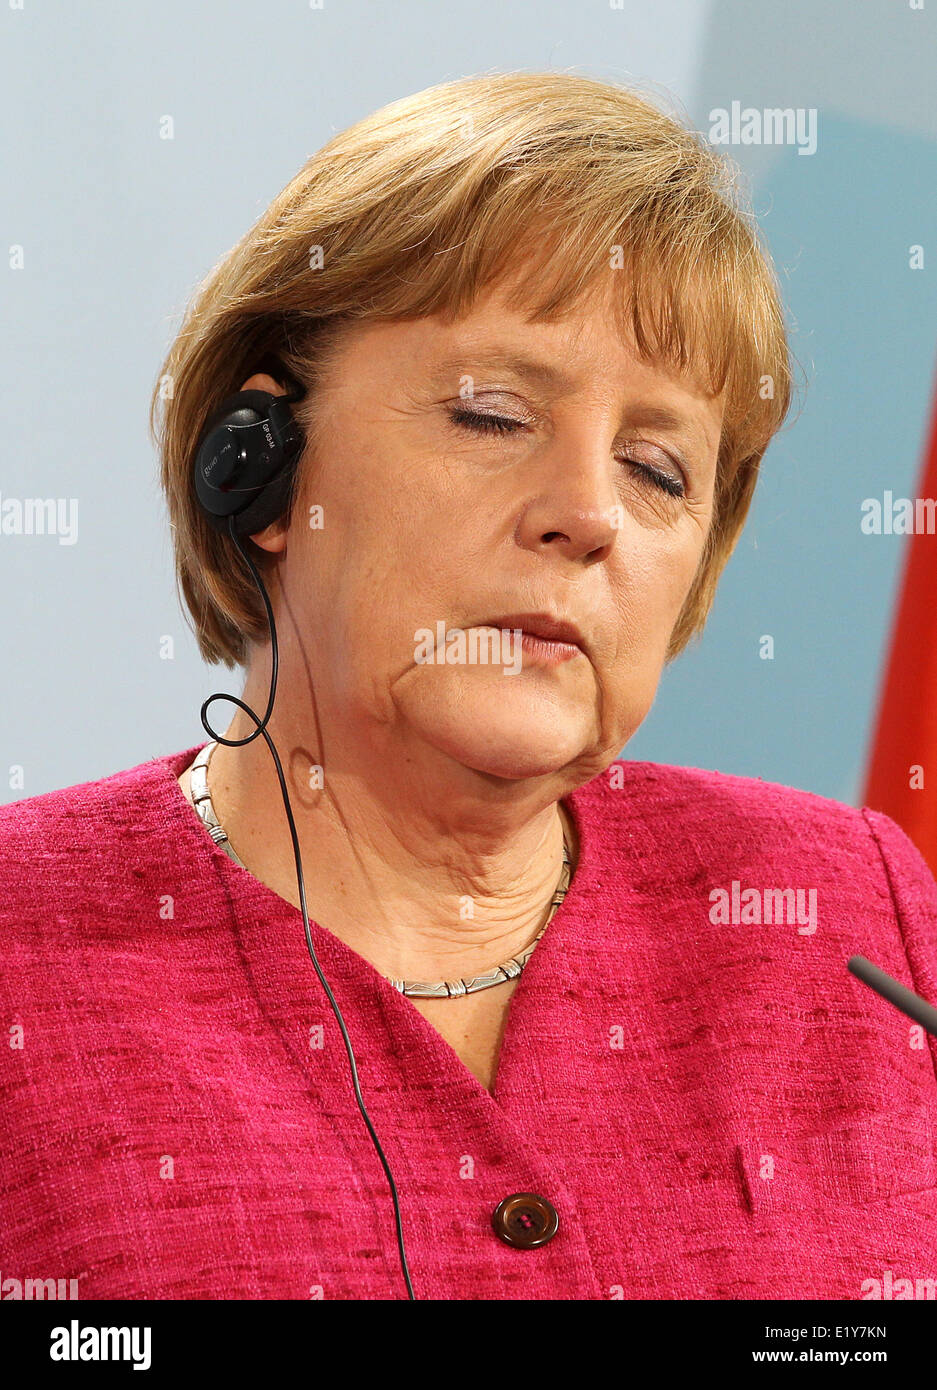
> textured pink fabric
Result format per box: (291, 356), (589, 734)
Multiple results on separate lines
(2, 744), (937, 1301)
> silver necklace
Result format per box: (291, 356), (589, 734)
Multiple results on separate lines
(187, 740), (572, 998)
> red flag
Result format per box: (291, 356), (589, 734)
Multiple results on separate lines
(863, 380), (937, 877)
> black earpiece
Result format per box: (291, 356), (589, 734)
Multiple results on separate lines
(193, 381), (306, 537)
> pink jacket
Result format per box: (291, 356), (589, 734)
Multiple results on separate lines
(2, 745), (936, 1300)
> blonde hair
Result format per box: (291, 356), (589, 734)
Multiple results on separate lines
(151, 70), (795, 669)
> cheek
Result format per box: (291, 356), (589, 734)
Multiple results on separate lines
(302, 423), (452, 565)
(625, 529), (703, 605)
(607, 528), (706, 657)
(284, 460), (451, 686)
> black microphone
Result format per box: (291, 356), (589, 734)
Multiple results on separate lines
(848, 954), (937, 1039)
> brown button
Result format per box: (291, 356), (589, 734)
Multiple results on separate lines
(491, 1192), (559, 1248)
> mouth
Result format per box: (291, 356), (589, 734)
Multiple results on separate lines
(480, 612), (587, 660)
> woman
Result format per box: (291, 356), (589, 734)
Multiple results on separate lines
(2, 71), (936, 1303)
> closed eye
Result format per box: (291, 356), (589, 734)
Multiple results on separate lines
(448, 407), (520, 437)
(446, 406), (686, 499)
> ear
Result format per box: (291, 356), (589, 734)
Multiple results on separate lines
(238, 372), (293, 552)
(248, 519), (289, 553)
(239, 371), (287, 396)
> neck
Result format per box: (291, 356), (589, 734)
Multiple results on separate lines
(188, 668), (580, 983)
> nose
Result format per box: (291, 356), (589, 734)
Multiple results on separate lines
(513, 434), (620, 564)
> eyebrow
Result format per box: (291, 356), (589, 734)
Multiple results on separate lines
(429, 350), (716, 451)
(624, 403), (713, 448)
(430, 350), (573, 392)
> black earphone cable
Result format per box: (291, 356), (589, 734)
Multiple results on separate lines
(198, 512), (416, 1300)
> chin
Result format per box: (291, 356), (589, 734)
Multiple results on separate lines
(442, 731), (587, 781)
(401, 682), (595, 781)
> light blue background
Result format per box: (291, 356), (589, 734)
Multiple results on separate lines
(2, 0), (934, 804)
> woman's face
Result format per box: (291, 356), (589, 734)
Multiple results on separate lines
(257, 270), (724, 787)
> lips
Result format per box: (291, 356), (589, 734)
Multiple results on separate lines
(481, 612), (586, 654)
